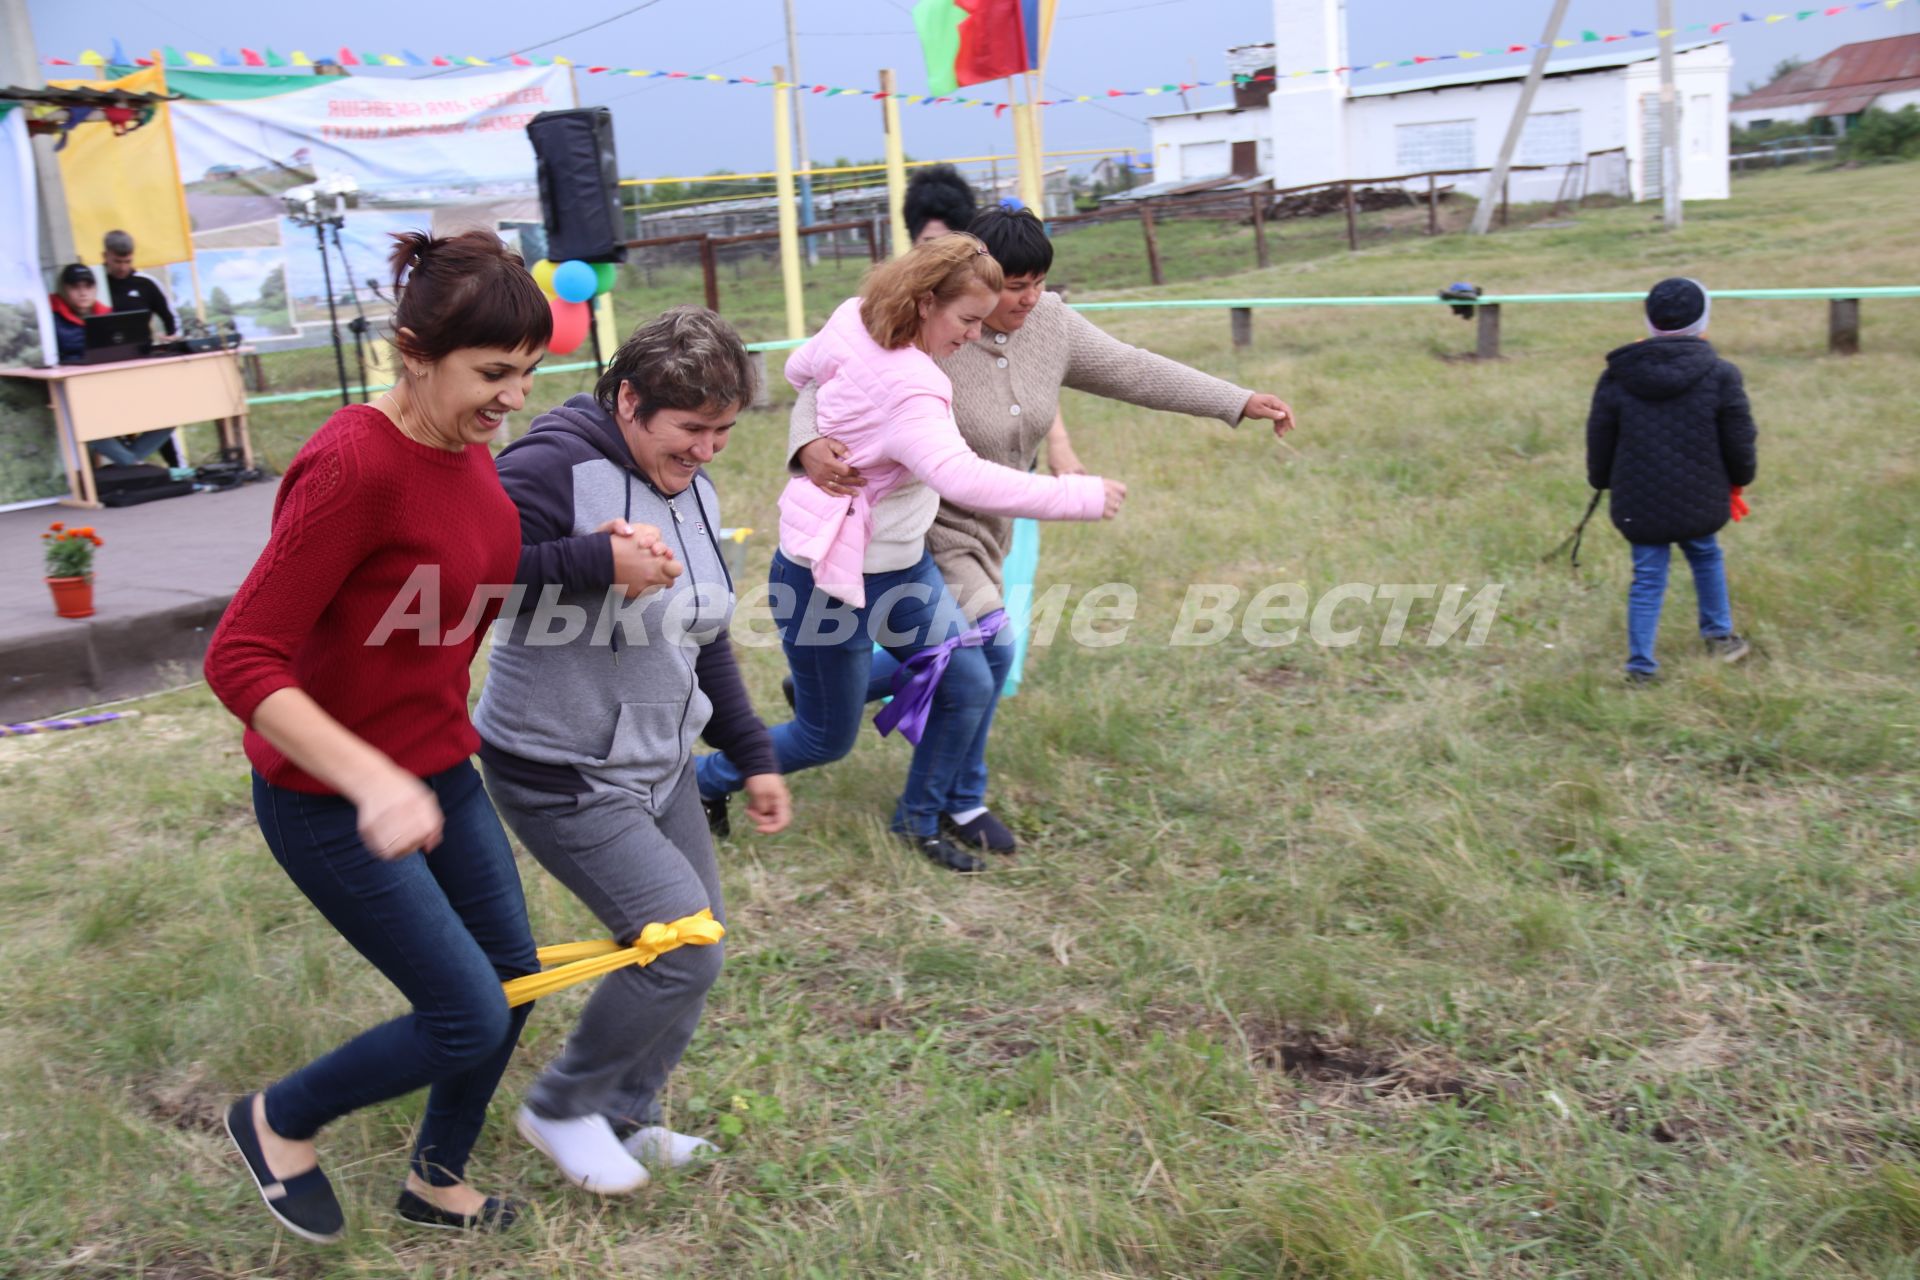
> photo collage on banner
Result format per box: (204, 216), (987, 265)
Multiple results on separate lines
(0, 105), (64, 508)
(157, 64), (572, 344)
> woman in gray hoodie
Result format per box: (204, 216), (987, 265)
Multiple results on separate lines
(474, 307), (789, 1194)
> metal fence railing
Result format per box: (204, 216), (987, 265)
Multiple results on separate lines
(1043, 151), (1632, 289)
(1074, 286), (1920, 359)
(1731, 137), (1840, 172)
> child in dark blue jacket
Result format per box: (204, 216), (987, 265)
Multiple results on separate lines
(1586, 278), (1759, 682)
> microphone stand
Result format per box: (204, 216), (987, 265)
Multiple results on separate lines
(313, 218), (352, 409)
(328, 223), (372, 402)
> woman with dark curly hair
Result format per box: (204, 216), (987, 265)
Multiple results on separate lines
(905, 163), (978, 244)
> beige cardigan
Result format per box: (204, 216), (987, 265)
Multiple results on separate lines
(789, 292), (1252, 619)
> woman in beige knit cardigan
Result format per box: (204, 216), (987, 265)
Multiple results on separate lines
(786, 207), (1295, 857)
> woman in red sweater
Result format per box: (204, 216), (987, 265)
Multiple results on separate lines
(204, 230), (553, 1242)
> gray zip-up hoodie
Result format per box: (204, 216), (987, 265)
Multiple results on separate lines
(473, 393), (775, 811)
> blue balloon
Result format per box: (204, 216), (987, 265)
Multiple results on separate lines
(552, 259), (598, 304)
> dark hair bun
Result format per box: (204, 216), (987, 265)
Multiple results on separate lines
(385, 229), (553, 363)
(904, 164), (979, 240)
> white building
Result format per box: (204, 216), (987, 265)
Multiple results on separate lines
(1148, 0), (1732, 204)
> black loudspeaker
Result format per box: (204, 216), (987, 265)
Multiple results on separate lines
(527, 107), (626, 263)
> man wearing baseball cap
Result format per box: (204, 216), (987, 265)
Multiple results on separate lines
(48, 263), (180, 465)
(49, 263), (109, 365)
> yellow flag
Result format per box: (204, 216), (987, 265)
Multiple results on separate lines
(48, 66), (194, 267)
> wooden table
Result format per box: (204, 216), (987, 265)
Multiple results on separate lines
(0, 348), (254, 509)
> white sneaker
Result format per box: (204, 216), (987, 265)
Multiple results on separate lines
(621, 1125), (718, 1169)
(516, 1106), (650, 1194)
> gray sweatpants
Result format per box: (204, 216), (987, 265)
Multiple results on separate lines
(482, 761), (724, 1128)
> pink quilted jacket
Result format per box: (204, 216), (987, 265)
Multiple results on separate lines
(778, 297), (1106, 607)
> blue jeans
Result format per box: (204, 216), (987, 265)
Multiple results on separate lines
(92, 429), (175, 466)
(867, 638), (1014, 815)
(1627, 535), (1735, 675)
(252, 761), (540, 1186)
(696, 549), (997, 836)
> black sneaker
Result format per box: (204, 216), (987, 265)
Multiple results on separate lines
(225, 1095), (345, 1244)
(396, 1187), (522, 1232)
(897, 831), (986, 873)
(942, 810), (1017, 854)
(1705, 634), (1751, 664)
(781, 675), (796, 711)
(702, 793), (730, 839)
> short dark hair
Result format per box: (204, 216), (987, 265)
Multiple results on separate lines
(968, 207), (1052, 278)
(595, 306), (755, 422)
(103, 230), (135, 257)
(58, 263), (95, 288)
(385, 229), (552, 364)
(904, 165), (977, 241)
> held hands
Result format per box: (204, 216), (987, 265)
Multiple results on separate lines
(799, 438), (866, 499)
(596, 518), (682, 599)
(1099, 478), (1127, 520)
(353, 765), (444, 861)
(1241, 393), (1296, 438)
(742, 774), (792, 835)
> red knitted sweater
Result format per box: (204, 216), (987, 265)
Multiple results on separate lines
(205, 405), (520, 793)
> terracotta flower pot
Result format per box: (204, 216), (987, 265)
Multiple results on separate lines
(46, 574), (94, 619)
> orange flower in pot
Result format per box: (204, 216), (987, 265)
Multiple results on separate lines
(42, 521), (103, 619)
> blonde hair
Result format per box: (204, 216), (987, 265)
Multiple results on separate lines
(859, 233), (1004, 350)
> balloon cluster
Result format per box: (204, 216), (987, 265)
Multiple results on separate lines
(530, 258), (619, 355)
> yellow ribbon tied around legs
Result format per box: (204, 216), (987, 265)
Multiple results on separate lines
(502, 909), (724, 1008)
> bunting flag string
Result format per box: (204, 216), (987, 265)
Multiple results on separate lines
(46, 0), (1908, 114)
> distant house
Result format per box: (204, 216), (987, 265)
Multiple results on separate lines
(1087, 154), (1147, 190)
(1145, 0), (1732, 204)
(1730, 34), (1920, 133)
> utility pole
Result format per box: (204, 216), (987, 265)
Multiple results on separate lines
(1470, 0), (1572, 236)
(880, 69), (909, 256)
(771, 66), (804, 338)
(782, 0), (818, 265)
(1, 0), (75, 274)
(1657, 0), (1683, 228)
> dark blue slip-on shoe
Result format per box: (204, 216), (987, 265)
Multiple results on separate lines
(224, 1095), (344, 1244)
(702, 792), (731, 839)
(896, 830), (986, 873)
(943, 810), (1017, 854)
(395, 1187), (522, 1232)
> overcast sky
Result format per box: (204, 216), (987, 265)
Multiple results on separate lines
(27, 1), (1920, 178)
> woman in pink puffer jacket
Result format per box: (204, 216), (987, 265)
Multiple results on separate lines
(697, 235), (1125, 871)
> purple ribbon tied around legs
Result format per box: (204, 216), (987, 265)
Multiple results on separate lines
(872, 609), (1008, 746)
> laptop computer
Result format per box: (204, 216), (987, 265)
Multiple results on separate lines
(80, 309), (153, 365)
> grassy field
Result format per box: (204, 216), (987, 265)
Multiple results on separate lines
(4, 162), (1919, 1278)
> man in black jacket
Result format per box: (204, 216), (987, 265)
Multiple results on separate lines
(98, 231), (182, 468)
(1587, 278), (1758, 682)
(102, 229), (177, 336)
